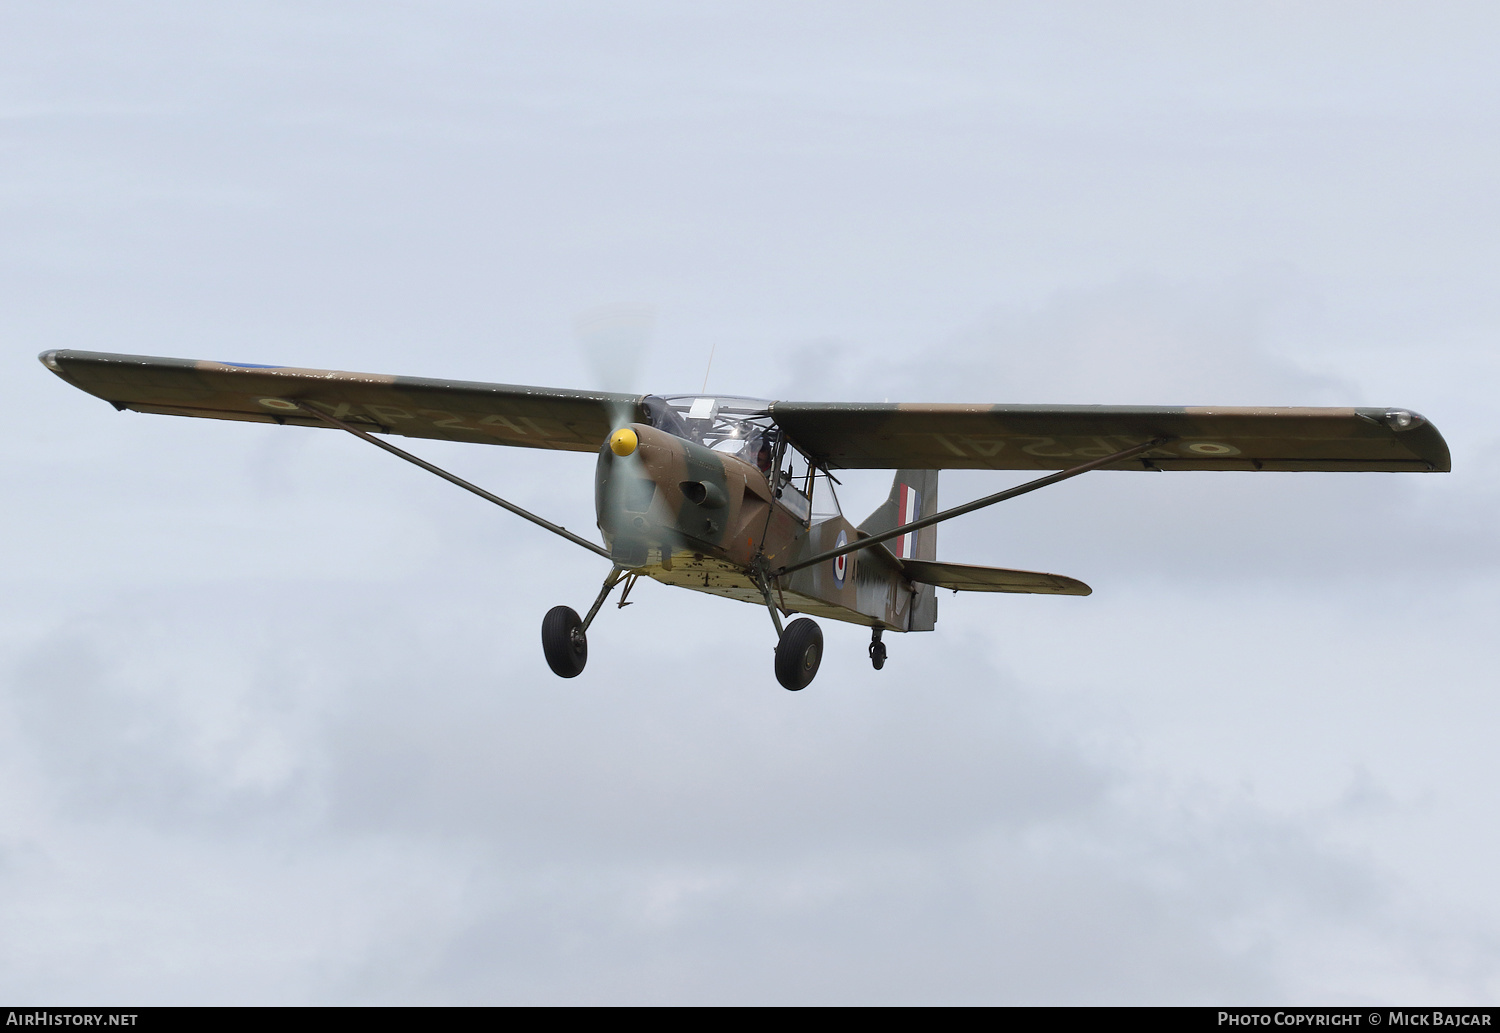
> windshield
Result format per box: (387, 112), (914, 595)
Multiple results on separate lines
(644, 394), (840, 520)
(655, 394), (776, 470)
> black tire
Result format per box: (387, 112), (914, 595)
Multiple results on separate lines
(775, 618), (823, 691)
(542, 605), (588, 678)
(870, 641), (887, 671)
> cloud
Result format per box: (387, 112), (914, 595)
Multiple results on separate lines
(5, 583), (1498, 1003)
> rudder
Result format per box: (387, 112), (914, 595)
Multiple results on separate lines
(859, 469), (940, 630)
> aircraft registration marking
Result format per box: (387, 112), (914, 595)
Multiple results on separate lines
(256, 397), (558, 438)
(930, 433), (1167, 461)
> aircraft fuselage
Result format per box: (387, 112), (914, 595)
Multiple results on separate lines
(594, 422), (926, 632)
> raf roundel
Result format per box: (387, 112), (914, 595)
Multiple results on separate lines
(833, 530), (848, 587)
(1184, 441), (1241, 456)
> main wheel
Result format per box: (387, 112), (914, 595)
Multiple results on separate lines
(869, 641), (887, 671)
(542, 605), (588, 678)
(774, 618), (823, 691)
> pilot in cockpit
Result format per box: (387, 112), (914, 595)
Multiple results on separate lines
(755, 436), (773, 474)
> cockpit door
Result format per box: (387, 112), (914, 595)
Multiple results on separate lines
(774, 440), (814, 524)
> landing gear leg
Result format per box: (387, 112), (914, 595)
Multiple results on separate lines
(580, 567), (626, 633)
(751, 559), (784, 639)
(869, 627), (886, 671)
(542, 568), (626, 679)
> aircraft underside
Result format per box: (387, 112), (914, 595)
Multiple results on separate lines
(639, 551), (910, 633)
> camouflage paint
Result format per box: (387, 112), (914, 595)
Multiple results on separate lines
(40, 350), (642, 452)
(595, 423), (927, 632)
(41, 351), (1451, 472)
(770, 402), (1451, 472)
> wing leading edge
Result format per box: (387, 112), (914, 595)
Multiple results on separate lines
(770, 402), (1450, 472)
(40, 350), (644, 452)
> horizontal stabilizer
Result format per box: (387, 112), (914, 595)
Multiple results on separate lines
(901, 558), (1091, 596)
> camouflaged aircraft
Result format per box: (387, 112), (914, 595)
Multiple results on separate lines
(41, 349), (1451, 690)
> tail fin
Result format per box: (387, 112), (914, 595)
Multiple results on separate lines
(858, 469), (940, 561)
(860, 470), (940, 631)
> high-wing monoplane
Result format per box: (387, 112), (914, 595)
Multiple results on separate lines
(41, 350), (1451, 690)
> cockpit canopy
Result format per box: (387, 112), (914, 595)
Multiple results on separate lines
(643, 394), (776, 468)
(640, 393), (838, 519)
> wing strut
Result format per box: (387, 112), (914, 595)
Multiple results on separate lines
(295, 402), (613, 561)
(772, 437), (1170, 577)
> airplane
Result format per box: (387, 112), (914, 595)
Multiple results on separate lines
(39, 349), (1451, 691)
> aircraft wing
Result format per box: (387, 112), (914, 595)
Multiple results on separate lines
(40, 350), (644, 452)
(770, 402), (1450, 472)
(900, 559), (1091, 596)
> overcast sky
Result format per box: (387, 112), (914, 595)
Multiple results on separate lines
(3, 1), (1498, 1004)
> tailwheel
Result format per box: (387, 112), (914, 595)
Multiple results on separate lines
(869, 628), (887, 671)
(542, 605), (588, 678)
(775, 618), (823, 691)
